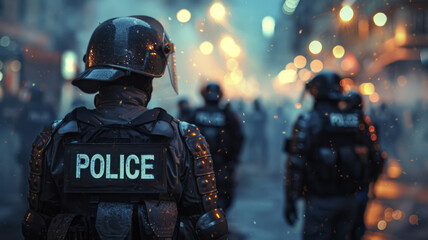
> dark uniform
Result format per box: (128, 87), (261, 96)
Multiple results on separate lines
(22, 16), (227, 240)
(192, 83), (243, 211)
(284, 71), (385, 240)
(15, 87), (56, 196)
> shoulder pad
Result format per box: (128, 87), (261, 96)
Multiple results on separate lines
(151, 120), (174, 138)
(57, 120), (79, 135)
(179, 121), (214, 177)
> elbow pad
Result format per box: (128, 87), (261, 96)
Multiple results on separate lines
(196, 209), (228, 240)
(22, 210), (48, 240)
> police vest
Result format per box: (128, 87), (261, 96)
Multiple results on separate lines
(62, 107), (174, 200)
(194, 107), (227, 155)
(308, 109), (368, 196)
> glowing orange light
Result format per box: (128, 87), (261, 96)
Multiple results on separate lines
(409, 215), (418, 225)
(295, 103), (302, 109)
(340, 78), (354, 92)
(392, 210), (403, 220)
(294, 55), (307, 68)
(369, 92), (380, 103)
(359, 83), (375, 95)
(286, 62), (298, 71)
(299, 68), (312, 81)
(387, 158), (402, 179)
(310, 59), (323, 73)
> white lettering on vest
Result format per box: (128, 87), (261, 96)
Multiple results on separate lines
(125, 154), (140, 179)
(90, 154), (105, 179)
(141, 155), (154, 179)
(76, 154), (90, 178)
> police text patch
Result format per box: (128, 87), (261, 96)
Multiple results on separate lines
(64, 143), (167, 194)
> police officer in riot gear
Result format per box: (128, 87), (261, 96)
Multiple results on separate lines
(192, 83), (243, 211)
(284, 71), (385, 240)
(22, 16), (227, 240)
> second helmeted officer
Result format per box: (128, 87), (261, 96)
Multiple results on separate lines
(191, 83), (243, 211)
(284, 71), (385, 240)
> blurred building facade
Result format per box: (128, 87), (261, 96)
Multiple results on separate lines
(0, 0), (87, 109)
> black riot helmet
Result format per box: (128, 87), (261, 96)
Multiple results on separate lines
(72, 16), (177, 94)
(201, 82), (223, 104)
(306, 70), (343, 101)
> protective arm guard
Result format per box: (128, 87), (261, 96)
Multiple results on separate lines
(22, 121), (62, 240)
(363, 116), (386, 183)
(285, 113), (311, 201)
(179, 122), (227, 239)
(195, 209), (228, 240)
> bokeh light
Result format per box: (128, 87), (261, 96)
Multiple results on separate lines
(294, 55), (307, 68)
(332, 45), (345, 58)
(373, 12), (387, 27)
(310, 59), (323, 73)
(210, 2), (226, 21)
(286, 62), (298, 71)
(340, 78), (354, 92)
(262, 16), (275, 38)
(298, 68), (312, 81)
(309, 40), (322, 55)
(176, 9), (191, 23)
(278, 69), (297, 84)
(340, 5), (354, 22)
(409, 215), (419, 225)
(226, 58), (239, 71)
(369, 92), (379, 102)
(360, 83), (375, 95)
(10, 60), (21, 72)
(387, 158), (402, 179)
(199, 41), (214, 55)
(377, 220), (387, 230)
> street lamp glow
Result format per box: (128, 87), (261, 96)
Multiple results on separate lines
(373, 12), (387, 27)
(177, 9), (191, 23)
(340, 5), (354, 22)
(308, 40), (322, 55)
(293, 55), (307, 68)
(262, 16), (275, 38)
(210, 2), (226, 21)
(199, 41), (214, 55)
(310, 59), (323, 73)
(332, 45), (345, 58)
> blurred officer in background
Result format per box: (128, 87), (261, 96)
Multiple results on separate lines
(192, 82), (243, 211)
(284, 71), (385, 240)
(22, 16), (227, 240)
(15, 86), (56, 197)
(177, 98), (193, 122)
(345, 91), (385, 240)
